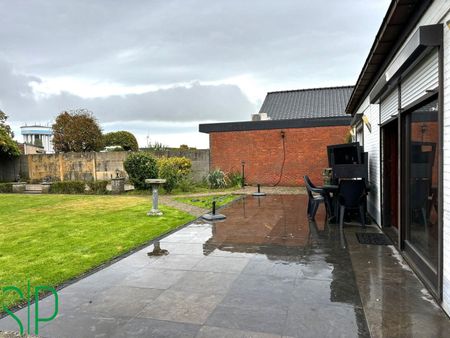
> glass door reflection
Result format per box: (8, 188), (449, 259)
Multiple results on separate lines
(404, 96), (439, 290)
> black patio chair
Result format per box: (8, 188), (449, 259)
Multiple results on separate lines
(338, 179), (367, 231)
(410, 178), (430, 227)
(304, 175), (329, 220)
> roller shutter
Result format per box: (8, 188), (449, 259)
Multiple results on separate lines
(401, 50), (438, 108)
(380, 89), (398, 125)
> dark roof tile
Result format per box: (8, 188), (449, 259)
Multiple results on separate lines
(258, 86), (354, 120)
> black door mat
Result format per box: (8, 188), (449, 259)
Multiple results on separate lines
(356, 232), (393, 245)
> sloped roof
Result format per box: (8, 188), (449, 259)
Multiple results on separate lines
(345, 0), (432, 115)
(258, 86), (354, 120)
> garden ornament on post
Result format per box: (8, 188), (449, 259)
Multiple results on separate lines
(145, 179), (166, 216)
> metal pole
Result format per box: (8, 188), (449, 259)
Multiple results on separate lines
(241, 161), (245, 187)
(212, 201), (216, 215)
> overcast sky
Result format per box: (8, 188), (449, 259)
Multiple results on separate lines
(0, 0), (390, 148)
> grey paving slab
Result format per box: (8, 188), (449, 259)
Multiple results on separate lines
(221, 274), (295, 311)
(111, 318), (200, 338)
(292, 278), (362, 308)
(241, 256), (302, 279)
(38, 312), (132, 338)
(206, 304), (288, 336)
(294, 260), (335, 281)
(363, 308), (450, 338)
(170, 271), (238, 295)
(191, 256), (250, 273)
(120, 268), (187, 290)
(137, 290), (223, 324)
(78, 286), (163, 317)
(148, 254), (205, 271)
(196, 325), (283, 338)
(284, 303), (369, 338)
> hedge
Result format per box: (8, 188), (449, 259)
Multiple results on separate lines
(87, 180), (109, 194)
(49, 181), (86, 194)
(0, 183), (13, 193)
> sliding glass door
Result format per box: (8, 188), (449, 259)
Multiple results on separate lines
(403, 96), (439, 291)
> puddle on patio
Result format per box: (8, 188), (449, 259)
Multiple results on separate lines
(1, 195), (448, 338)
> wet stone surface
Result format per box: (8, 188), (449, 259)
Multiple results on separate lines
(1, 195), (448, 337)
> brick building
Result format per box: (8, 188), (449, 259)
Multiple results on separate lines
(199, 86), (353, 186)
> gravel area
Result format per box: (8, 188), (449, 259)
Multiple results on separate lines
(159, 196), (208, 217)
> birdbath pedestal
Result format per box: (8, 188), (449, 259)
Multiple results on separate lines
(145, 179), (166, 216)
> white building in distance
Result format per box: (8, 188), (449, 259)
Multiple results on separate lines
(20, 125), (54, 154)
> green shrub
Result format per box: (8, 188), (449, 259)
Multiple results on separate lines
(158, 162), (178, 193)
(166, 157), (192, 177)
(207, 169), (228, 189)
(0, 183), (13, 193)
(87, 180), (108, 194)
(103, 131), (139, 151)
(227, 171), (242, 188)
(177, 176), (195, 192)
(124, 152), (158, 190)
(49, 181), (86, 194)
(157, 157), (192, 193)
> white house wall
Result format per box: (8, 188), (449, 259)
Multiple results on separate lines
(356, 0), (450, 314)
(356, 95), (382, 226)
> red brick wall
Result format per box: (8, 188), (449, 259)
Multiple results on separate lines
(210, 126), (349, 186)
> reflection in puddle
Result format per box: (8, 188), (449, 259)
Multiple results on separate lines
(203, 195), (327, 256)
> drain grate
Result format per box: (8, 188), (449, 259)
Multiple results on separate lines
(356, 232), (393, 245)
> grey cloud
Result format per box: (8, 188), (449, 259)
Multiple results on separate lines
(0, 58), (255, 123)
(43, 82), (255, 122)
(0, 0), (389, 86)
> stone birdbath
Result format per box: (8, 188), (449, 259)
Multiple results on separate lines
(145, 178), (166, 216)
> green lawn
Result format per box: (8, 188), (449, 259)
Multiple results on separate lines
(0, 194), (195, 311)
(174, 194), (239, 209)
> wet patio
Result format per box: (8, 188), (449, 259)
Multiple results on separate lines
(1, 195), (449, 337)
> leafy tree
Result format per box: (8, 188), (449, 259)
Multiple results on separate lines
(52, 109), (104, 152)
(0, 110), (14, 138)
(179, 144), (196, 150)
(0, 110), (20, 158)
(123, 152), (158, 190)
(179, 144), (189, 150)
(103, 131), (139, 151)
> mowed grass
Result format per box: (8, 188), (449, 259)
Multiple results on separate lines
(0, 194), (195, 310)
(174, 194), (238, 209)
